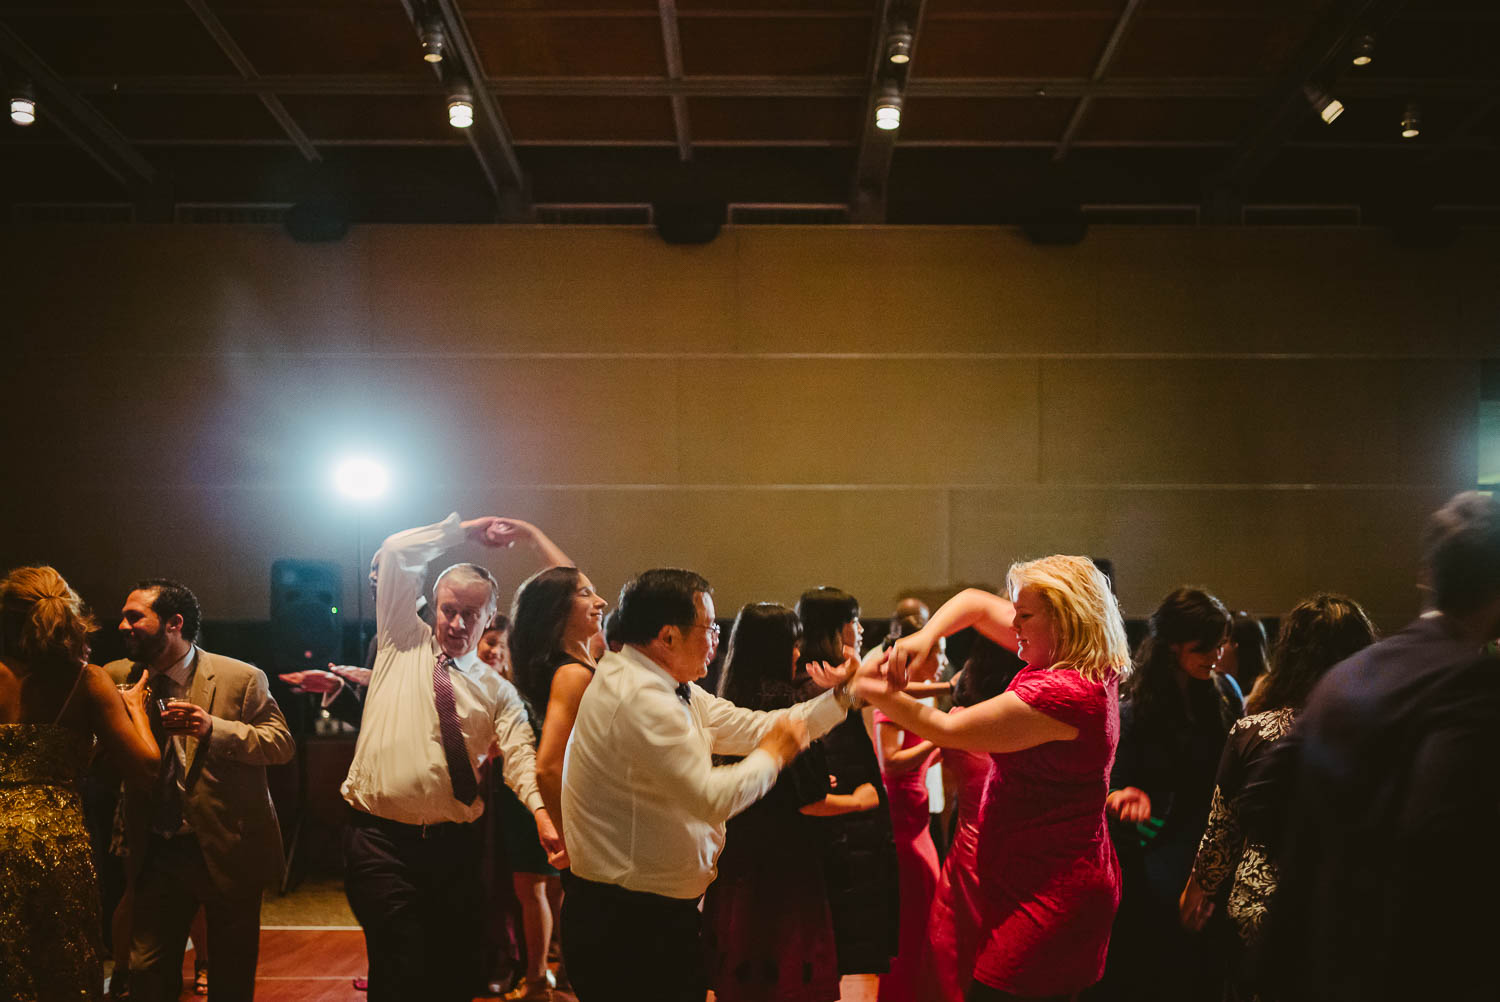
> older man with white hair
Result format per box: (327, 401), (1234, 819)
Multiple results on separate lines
(340, 513), (569, 1002)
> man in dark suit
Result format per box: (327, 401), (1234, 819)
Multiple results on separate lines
(109, 578), (295, 1002)
(1245, 492), (1500, 1002)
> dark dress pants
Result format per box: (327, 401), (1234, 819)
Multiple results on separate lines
(128, 833), (262, 1002)
(343, 807), (484, 1002)
(561, 872), (706, 1002)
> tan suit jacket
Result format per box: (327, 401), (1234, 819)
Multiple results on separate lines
(108, 648), (296, 896)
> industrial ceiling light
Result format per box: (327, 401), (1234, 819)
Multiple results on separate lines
(1351, 33), (1375, 67)
(421, 17), (445, 63)
(10, 82), (35, 127)
(875, 86), (902, 131)
(1319, 96), (1344, 124)
(1400, 101), (1421, 139)
(886, 22), (913, 65)
(447, 82), (474, 129)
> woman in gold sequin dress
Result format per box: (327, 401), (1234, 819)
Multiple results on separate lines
(1, 567), (159, 1002)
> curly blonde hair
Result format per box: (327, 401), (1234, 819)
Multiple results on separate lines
(0, 566), (96, 672)
(1006, 554), (1130, 685)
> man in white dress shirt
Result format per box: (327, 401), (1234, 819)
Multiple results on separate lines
(340, 513), (568, 1002)
(560, 568), (860, 1002)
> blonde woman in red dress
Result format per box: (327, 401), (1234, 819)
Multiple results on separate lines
(853, 556), (1132, 1002)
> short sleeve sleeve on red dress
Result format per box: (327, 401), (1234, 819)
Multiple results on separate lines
(1009, 668), (1098, 730)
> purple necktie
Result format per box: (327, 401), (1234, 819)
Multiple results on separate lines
(433, 653), (478, 805)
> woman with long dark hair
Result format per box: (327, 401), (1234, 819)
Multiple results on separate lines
(704, 603), (880, 1002)
(1220, 612), (1269, 697)
(1, 566), (159, 1002)
(795, 587), (901, 984)
(1103, 586), (1242, 1002)
(1181, 594), (1375, 999)
(858, 557), (1133, 1000)
(503, 565), (609, 1001)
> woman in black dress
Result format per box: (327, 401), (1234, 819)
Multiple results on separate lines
(505, 566), (609, 1001)
(703, 603), (880, 1002)
(794, 587), (900, 981)
(1101, 586), (1243, 1002)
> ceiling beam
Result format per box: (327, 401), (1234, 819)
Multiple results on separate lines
(64, 73), (1498, 102)
(183, 0), (320, 162)
(1202, 0), (1408, 222)
(848, 0), (926, 223)
(0, 19), (165, 214)
(1054, 0), (1144, 163)
(657, 0), (692, 161)
(400, 0), (530, 219)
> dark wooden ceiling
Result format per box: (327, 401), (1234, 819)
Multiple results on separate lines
(0, 0), (1495, 226)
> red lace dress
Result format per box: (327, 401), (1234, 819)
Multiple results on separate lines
(926, 706), (992, 1002)
(971, 665), (1122, 996)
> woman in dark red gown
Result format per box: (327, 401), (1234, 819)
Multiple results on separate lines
(853, 556), (1133, 1002)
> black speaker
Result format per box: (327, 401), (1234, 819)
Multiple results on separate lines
(653, 199), (725, 245)
(284, 200), (350, 243)
(270, 560), (343, 669)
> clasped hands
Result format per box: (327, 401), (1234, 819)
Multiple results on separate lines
(461, 516), (545, 550)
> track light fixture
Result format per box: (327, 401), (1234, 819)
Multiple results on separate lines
(1304, 87), (1345, 125)
(447, 81), (474, 129)
(1351, 33), (1375, 67)
(886, 22), (913, 65)
(1400, 101), (1420, 139)
(10, 81), (35, 126)
(421, 17), (445, 63)
(875, 84), (902, 131)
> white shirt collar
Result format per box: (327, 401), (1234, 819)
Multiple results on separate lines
(150, 643), (196, 686)
(617, 643), (683, 693)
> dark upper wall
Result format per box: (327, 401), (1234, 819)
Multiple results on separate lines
(2, 224), (1493, 631)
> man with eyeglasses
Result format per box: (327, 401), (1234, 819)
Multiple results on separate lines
(559, 568), (862, 1002)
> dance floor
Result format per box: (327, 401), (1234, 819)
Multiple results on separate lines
(169, 928), (875, 1001)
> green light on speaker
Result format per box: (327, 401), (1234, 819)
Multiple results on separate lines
(331, 606), (339, 615)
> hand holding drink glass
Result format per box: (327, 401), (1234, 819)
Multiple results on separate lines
(161, 697), (212, 738)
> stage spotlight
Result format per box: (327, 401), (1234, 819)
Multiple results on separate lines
(334, 457), (390, 501)
(421, 17), (446, 63)
(1317, 95), (1344, 124)
(1351, 33), (1375, 66)
(448, 82), (474, 129)
(1400, 101), (1421, 139)
(886, 23), (913, 65)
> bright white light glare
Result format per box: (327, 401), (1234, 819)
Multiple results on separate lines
(448, 98), (474, 128)
(334, 457), (390, 500)
(1319, 98), (1344, 124)
(875, 101), (901, 130)
(10, 97), (36, 126)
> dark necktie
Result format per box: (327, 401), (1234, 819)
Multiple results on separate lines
(148, 674), (184, 834)
(675, 682), (692, 705)
(433, 653), (478, 805)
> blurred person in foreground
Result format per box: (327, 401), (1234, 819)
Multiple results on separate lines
(1246, 492), (1500, 1002)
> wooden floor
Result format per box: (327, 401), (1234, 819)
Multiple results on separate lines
(167, 928), (876, 1001)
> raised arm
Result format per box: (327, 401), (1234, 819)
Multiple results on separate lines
(83, 666), (159, 790)
(375, 514), (469, 649)
(490, 518), (573, 570)
(886, 589), (1017, 689)
(698, 683), (849, 758)
(853, 657), (1074, 754)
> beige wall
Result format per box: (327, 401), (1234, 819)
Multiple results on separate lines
(3, 224), (1494, 632)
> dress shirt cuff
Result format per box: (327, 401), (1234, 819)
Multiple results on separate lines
(739, 747), (780, 786)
